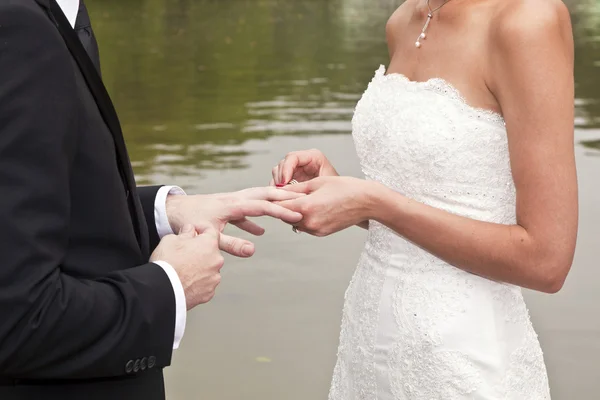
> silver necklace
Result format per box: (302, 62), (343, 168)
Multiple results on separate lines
(415, 0), (454, 48)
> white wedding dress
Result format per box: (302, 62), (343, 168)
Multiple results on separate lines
(328, 66), (551, 400)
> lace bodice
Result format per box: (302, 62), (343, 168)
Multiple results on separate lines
(353, 65), (514, 224)
(328, 66), (550, 400)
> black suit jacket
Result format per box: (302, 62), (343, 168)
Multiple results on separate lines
(0, 1), (176, 399)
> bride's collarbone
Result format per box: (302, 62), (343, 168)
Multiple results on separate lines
(384, 2), (510, 114)
(386, 35), (499, 115)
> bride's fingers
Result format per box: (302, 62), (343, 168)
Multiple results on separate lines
(277, 158), (287, 186)
(280, 154), (311, 185)
(271, 164), (280, 186)
(219, 234), (255, 258)
(273, 152), (315, 186)
(231, 218), (265, 236)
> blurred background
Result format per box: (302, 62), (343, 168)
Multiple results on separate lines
(87, 0), (600, 399)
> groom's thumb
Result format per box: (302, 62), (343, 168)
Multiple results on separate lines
(179, 224), (196, 237)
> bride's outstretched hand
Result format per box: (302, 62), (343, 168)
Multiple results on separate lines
(277, 176), (374, 237)
(270, 149), (338, 186)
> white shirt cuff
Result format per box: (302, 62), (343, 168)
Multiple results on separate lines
(154, 186), (186, 238)
(153, 260), (187, 350)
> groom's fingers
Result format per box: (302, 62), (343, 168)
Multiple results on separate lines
(231, 218), (265, 236)
(237, 200), (303, 224)
(274, 199), (303, 215)
(279, 181), (311, 194)
(178, 223), (197, 237)
(240, 187), (304, 201)
(219, 234), (255, 258)
(264, 187), (305, 201)
(260, 187), (305, 201)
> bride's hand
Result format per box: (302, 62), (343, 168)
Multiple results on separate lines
(277, 176), (375, 237)
(270, 149), (338, 186)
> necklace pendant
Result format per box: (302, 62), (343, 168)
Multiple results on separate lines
(416, 14), (433, 49)
(416, 0), (454, 49)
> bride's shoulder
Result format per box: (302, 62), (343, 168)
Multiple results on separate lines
(385, 0), (417, 31)
(489, 0), (572, 46)
(385, 0), (417, 48)
(484, 0), (573, 101)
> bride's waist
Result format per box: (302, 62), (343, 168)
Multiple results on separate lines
(362, 231), (486, 278)
(358, 238), (523, 301)
(363, 238), (439, 272)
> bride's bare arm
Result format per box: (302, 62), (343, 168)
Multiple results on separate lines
(280, 1), (576, 292)
(366, 3), (577, 293)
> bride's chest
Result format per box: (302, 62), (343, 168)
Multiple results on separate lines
(351, 79), (510, 186)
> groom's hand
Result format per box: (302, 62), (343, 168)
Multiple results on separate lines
(151, 224), (224, 309)
(165, 187), (304, 257)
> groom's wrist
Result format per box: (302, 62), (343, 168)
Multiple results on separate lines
(152, 260), (187, 350)
(155, 186), (186, 237)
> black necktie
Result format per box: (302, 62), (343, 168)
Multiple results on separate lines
(74, 1), (101, 74)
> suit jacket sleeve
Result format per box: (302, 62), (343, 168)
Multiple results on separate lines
(0, 4), (176, 379)
(137, 185), (164, 251)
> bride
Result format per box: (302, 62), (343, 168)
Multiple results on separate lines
(271, 0), (577, 398)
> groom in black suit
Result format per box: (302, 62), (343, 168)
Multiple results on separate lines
(0, 1), (301, 399)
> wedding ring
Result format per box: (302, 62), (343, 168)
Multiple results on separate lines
(288, 179), (299, 185)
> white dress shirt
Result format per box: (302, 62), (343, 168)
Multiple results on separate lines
(55, 0), (79, 27)
(55, 0), (187, 350)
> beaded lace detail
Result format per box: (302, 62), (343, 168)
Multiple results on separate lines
(377, 69), (506, 127)
(328, 66), (550, 400)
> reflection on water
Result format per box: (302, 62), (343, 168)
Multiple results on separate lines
(572, 0), (600, 128)
(88, 0), (391, 180)
(582, 139), (600, 149)
(87, 1), (600, 399)
(88, 0), (600, 182)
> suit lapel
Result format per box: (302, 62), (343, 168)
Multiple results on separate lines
(38, 0), (150, 259)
